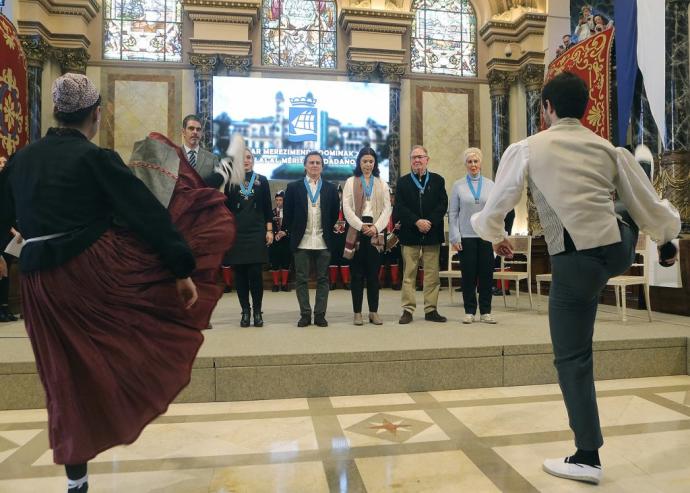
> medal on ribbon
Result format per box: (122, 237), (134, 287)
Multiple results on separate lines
(239, 172), (256, 200)
(304, 177), (322, 208)
(411, 172), (429, 195)
(466, 175), (482, 205)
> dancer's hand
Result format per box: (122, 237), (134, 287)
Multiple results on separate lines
(266, 231), (274, 245)
(493, 238), (514, 258)
(176, 277), (198, 309)
(452, 243), (462, 252)
(275, 231), (286, 241)
(0, 256), (7, 278)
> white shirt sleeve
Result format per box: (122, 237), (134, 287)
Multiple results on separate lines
(614, 147), (681, 244)
(342, 177), (363, 231)
(374, 179), (392, 234)
(471, 141), (528, 244)
(448, 180), (462, 245)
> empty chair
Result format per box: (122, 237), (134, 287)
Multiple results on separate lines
(439, 244), (462, 304)
(494, 235), (533, 310)
(606, 234), (652, 322)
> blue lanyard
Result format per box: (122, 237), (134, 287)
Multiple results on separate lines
(466, 175), (482, 203)
(304, 177), (322, 207)
(239, 172), (256, 199)
(360, 175), (374, 199)
(410, 172), (429, 194)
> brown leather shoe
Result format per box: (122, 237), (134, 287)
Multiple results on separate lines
(398, 311), (413, 324)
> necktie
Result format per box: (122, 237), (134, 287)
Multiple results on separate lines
(188, 149), (197, 168)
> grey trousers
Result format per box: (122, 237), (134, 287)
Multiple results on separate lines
(549, 221), (637, 450)
(294, 248), (331, 317)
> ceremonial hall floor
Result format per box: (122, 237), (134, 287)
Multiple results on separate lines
(1, 289), (690, 491)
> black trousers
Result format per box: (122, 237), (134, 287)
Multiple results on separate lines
(330, 233), (349, 266)
(381, 244), (401, 266)
(460, 238), (494, 315)
(234, 263), (264, 312)
(350, 235), (381, 313)
(0, 254), (11, 307)
(269, 239), (291, 270)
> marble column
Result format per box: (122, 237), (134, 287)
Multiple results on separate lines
(53, 48), (89, 74)
(379, 63), (406, 190)
(20, 35), (50, 142)
(189, 54), (217, 149)
(487, 69), (514, 177)
(519, 64), (545, 237)
(661, 0), (690, 233)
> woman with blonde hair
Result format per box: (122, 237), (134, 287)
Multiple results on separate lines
(342, 147), (392, 325)
(449, 147), (497, 324)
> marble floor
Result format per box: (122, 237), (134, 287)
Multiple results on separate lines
(1, 375), (690, 492)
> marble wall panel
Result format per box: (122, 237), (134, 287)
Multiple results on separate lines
(113, 80), (170, 162)
(101, 70), (181, 162)
(416, 88), (473, 196)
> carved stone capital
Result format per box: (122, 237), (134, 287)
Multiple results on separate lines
(487, 68), (516, 96)
(53, 47), (89, 74)
(220, 54), (252, 75)
(189, 53), (218, 79)
(518, 63), (544, 92)
(378, 62), (406, 85)
(20, 35), (52, 67)
(347, 60), (378, 82)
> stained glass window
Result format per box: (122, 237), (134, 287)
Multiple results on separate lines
(103, 0), (182, 61)
(262, 0), (337, 69)
(411, 0), (477, 77)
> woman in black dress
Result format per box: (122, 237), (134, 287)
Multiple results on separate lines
(225, 149), (273, 327)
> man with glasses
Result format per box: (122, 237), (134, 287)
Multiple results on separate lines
(394, 145), (448, 324)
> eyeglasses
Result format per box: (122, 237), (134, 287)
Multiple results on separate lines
(411, 155), (428, 160)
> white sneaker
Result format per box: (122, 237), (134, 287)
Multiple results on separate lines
(480, 314), (497, 324)
(462, 314), (474, 324)
(543, 457), (602, 485)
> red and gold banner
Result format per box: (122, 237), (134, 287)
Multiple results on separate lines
(0, 13), (29, 159)
(545, 28), (615, 140)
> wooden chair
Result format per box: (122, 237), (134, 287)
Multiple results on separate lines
(440, 243), (462, 304)
(535, 273), (552, 313)
(494, 235), (533, 310)
(606, 234), (652, 322)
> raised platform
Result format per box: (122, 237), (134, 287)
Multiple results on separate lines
(1, 289), (689, 410)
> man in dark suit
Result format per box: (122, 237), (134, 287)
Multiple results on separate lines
(283, 151), (339, 327)
(181, 114), (226, 188)
(395, 145), (448, 324)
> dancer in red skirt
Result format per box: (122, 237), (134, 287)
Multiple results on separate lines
(0, 74), (234, 492)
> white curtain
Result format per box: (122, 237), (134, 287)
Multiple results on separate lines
(636, 0), (667, 149)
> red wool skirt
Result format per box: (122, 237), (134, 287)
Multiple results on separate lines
(21, 152), (235, 465)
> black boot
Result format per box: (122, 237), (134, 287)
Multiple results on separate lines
(68, 482), (88, 493)
(253, 311), (264, 327)
(272, 285), (280, 292)
(240, 309), (251, 327)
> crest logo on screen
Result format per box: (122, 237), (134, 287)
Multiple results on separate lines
(288, 95), (317, 143)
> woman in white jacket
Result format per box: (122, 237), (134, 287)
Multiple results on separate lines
(342, 147), (392, 325)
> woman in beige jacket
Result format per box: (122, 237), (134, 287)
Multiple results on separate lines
(342, 147), (392, 325)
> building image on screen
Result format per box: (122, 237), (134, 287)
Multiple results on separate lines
(213, 77), (390, 183)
